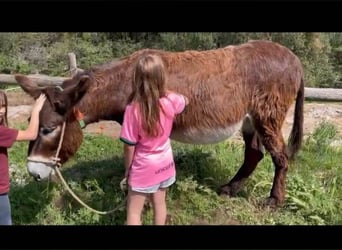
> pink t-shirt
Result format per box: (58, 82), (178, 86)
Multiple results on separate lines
(0, 125), (18, 194)
(120, 92), (186, 188)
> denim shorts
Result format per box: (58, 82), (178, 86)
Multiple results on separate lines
(0, 194), (12, 225)
(131, 176), (176, 194)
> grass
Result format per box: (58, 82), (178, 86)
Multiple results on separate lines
(8, 121), (342, 225)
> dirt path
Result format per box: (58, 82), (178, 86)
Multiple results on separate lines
(6, 90), (342, 141)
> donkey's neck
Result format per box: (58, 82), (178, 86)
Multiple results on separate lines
(74, 69), (131, 126)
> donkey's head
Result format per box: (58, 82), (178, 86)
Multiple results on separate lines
(15, 74), (91, 181)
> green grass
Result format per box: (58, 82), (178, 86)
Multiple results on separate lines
(8, 121), (342, 225)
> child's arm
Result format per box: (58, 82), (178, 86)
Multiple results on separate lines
(123, 143), (135, 178)
(166, 90), (189, 106)
(16, 94), (46, 141)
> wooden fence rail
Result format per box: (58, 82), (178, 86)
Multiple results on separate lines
(0, 74), (68, 86)
(304, 87), (342, 102)
(0, 53), (341, 101)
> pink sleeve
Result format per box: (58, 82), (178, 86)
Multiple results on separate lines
(120, 105), (139, 145)
(169, 92), (186, 115)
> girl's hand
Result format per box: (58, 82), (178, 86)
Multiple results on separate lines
(32, 94), (47, 114)
(120, 177), (128, 192)
(121, 169), (129, 193)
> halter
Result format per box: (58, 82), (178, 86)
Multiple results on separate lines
(27, 121), (66, 167)
(26, 84), (66, 166)
(27, 110), (126, 215)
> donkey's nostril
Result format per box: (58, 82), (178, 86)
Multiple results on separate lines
(35, 174), (41, 181)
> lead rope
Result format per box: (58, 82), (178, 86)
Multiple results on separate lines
(53, 121), (127, 215)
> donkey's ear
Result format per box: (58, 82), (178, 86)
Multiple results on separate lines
(14, 74), (43, 99)
(66, 75), (90, 105)
(55, 75), (90, 114)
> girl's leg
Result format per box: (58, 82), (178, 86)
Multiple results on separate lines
(126, 188), (148, 225)
(151, 188), (167, 225)
(0, 194), (12, 225)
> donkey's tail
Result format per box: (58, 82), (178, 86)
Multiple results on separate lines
(287, 77), (305, 160)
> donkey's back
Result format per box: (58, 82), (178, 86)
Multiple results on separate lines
(158, 40), (304, 206)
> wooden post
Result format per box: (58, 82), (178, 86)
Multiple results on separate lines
(68, 52), (83, 77)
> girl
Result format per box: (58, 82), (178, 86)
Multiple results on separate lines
(0, 90), (46, 225)
(120, 54), (188, 225)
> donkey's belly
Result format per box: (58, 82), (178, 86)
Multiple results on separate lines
(170, 120), (243, 144)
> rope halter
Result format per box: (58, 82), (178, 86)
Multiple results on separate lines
(27, 113), (126, 215)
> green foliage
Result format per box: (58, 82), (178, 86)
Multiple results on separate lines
(46, 39), (114, 76)
(0, 53), (34, 74)
(304, 120), (338, 153)
(0, 33), (17, 54)
(300, 33), (338, 87)
(40, 36), (142, 76)
(0, 54), (16, 73)
(167, 176), (223, 224)
(0, 33), (55, 74)
(111, 39), (144, 58)
(0, 32), (340, 88)
(153, 33), (217, 51)
(329, 33), (342, 85)
(285, 121), (342, 224)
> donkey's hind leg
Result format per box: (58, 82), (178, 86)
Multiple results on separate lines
(220, 116), (264, 197)
(254, 114), (289, 207)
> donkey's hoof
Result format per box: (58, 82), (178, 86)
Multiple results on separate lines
(263, 197), (283, 208)
(218, 184), (238, 197)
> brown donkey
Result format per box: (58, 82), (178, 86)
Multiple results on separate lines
(15, 40), (304, 206)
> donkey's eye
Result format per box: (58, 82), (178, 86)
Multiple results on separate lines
(41, 127), (56, 135)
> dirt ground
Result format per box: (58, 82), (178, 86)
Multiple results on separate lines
(5, 90), (342, 142)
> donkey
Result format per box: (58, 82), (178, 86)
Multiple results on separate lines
(15, 40), (304, 206)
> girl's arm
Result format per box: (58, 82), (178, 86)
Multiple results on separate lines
(166, 89), (189, 105)
(124, 143), (135, 178)
(16, 94), (46, 141)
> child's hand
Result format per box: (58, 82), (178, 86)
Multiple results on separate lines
(32, 94), (47, 113)
(120, 177), (128, 193)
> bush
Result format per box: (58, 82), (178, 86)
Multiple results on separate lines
(155, 33), (217, 51)
(0, 32), (340, 88)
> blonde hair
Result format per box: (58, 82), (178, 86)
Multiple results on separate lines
(128, 54), (167, 137)
(0, 90), (8, 126)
